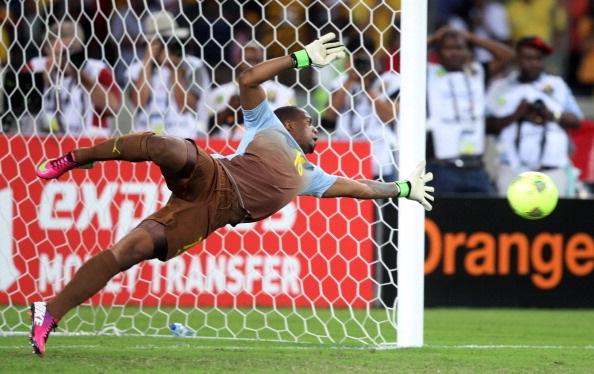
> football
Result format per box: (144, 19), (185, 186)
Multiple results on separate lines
(506, 171), (558, 220)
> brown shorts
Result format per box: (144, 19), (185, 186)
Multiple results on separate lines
(139, 142), (243, 261)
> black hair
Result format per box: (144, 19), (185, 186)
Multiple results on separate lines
(436, 29), (468, 50)
(274, 106), (302, 125)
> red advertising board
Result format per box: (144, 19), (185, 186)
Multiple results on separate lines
(570, 119), (594, 182)
(0, 136), (374, 308)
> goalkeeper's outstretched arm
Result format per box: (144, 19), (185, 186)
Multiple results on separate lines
(323, 160), (435, 211)
(239, 32), (345, 111)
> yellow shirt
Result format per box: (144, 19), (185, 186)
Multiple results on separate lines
(506, 0), (567, 44)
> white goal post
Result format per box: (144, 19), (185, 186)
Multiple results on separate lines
(398, 0), (428, 348)
(0, 0), (426, 347)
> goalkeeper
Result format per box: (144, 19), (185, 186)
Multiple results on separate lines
(30, 33), (434, 355)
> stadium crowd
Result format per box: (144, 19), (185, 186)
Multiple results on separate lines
(1, 0), (594, 196)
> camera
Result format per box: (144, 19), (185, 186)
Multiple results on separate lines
(164, 37), (184, 57)
(353, 56), (372, 74)
(530, 99), (545, 112)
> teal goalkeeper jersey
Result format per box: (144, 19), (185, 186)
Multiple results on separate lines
(213, 100), (337, 222)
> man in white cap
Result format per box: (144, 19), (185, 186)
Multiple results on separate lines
(486, 36), (583, 196)
(127, 10), (211, 138)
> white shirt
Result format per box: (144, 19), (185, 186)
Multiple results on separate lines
(127, 55), (210, 138)
(207, 79), (296, 114)
(331, 71), (400, 178)
(206, 79), (295, 139)
(109, 4), (159, 86)
(26, 57), (117, 137)
(486, 71), (584, 171)
(427, 61), (487, 159)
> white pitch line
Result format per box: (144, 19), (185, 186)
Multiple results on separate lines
(5, 333), (593, 350)
(1, 344), (102, 350)
(426, 345), (594, 349)
(1, 343), (593, 351)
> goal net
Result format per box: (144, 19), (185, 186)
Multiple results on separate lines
(0, 0), (411, 346)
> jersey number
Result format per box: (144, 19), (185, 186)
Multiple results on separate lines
(294, 151), (306, 176)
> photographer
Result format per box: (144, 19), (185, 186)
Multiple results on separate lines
(325, 35), (400, 181)
(127, 10), (210, 138)
(22, 21), (121, 136)
(486, 36), (583, 197)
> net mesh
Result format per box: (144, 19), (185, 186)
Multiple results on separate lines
(0, 0), (402, 346)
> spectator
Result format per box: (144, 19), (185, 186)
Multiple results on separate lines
(109, 0), (159, 87)
(426, 27), (514, 195)
(325, 35), (400, 182)
(486, 36), (583, 197)
(22, 20), (121, 136)
(505, 0), (568, 76)
(447, 0), (511, 63)
(127, 10), (210, 138)
(206, 41), (296, 139)
(64, 0), (111, 61)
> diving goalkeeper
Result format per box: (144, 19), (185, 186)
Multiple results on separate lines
(30, 33), (434, 355)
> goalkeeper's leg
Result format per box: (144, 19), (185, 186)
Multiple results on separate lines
(35, 132), (195, 179)
(30, 227), (156, 355)
(47, 227), (155, 319)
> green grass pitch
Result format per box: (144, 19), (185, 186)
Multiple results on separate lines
(1, 306), (593, 373)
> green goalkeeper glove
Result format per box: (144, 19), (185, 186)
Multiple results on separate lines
(395, 160), (435, 211)
(291, 32), (346, 68)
